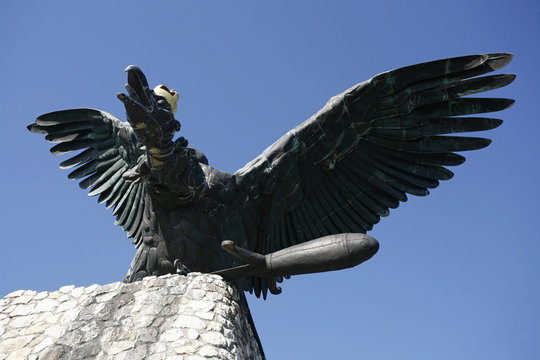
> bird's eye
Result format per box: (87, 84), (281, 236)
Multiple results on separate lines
(157, 99), (170, 110)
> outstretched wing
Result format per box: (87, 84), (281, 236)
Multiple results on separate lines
(28, 109), (147, 247)
(235, 53), (515, 297)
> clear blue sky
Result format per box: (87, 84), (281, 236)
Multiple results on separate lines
(1, 1), (538, 359)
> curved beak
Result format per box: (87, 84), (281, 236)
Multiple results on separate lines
(124, 65), (151, 106)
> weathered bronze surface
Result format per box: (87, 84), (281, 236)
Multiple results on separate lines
(28, 53), (515, 299)
(213, 234), (379, 294)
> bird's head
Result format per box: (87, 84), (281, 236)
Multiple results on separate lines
(117, 65), (181, 147)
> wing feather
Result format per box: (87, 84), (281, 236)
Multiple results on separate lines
(28, 108), (146, 248)
(87, 160), (127, 196)
(127, 187), (145, 238)
(122, 184), (144, 232)
(235, 53), (514, 296)
(58, 148), (97, 169)
(113, 183), (135, 217)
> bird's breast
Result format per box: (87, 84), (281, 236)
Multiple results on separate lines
(147, 199), (231, 274)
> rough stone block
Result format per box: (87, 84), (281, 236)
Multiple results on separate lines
(0, 273), (262, 359)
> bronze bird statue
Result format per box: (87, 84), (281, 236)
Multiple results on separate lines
(28, 53), (515, 299)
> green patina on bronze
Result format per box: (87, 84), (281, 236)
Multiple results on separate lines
(28, 53), (515, 299)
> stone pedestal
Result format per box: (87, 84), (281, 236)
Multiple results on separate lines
(0, 273), (263, 360)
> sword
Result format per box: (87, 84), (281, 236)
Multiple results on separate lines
(212, 233), (379, 294)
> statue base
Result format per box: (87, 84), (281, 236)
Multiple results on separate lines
(0, 273), (263, 360)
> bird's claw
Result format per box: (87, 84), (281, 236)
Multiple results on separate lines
(266, 277), (282, 295)
(174, 259), (190, 276)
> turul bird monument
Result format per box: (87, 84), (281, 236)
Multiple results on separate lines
(28, 53), (515, 299)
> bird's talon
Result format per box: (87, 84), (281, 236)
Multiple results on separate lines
(267, 278), (282, 295)
(174, 259), (190, 276)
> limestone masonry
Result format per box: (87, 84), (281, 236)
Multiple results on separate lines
(0, 273), (262, 360)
